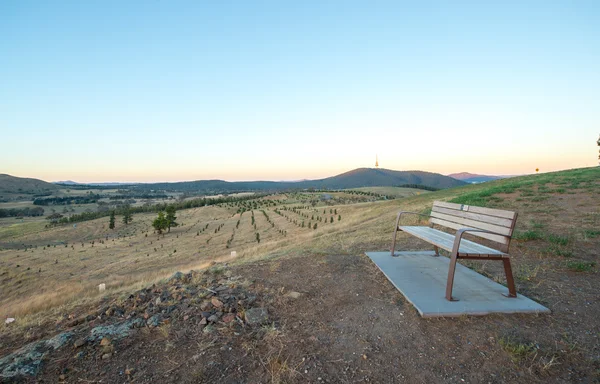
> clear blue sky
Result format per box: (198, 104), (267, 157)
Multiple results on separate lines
(1, 1), (598, 182)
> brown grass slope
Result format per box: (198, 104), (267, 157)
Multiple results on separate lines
(0, 167), (599, 383)
(0, 174), (58, 196)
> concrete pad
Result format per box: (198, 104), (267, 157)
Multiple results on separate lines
(365, 251), (550, 318)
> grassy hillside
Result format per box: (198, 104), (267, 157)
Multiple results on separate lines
(0, 174), (58, 198)
(1, 167), (598, 382)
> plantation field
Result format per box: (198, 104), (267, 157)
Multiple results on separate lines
(0, 191), (379, 318)
(352, 186), (430, 197)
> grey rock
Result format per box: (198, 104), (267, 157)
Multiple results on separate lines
(286, 291), (303, 299)
(244, 308), (269, 325)
(146, 314), (162, 328)
(0, 332), (73, 379)
(207, 314), (220, 323)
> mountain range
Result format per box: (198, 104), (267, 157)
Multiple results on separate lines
(2, 168), (467, 196)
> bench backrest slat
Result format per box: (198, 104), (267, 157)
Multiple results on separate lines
(430, 201), (518, 248)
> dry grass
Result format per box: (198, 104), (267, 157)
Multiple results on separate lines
(1, 167), (598, 325)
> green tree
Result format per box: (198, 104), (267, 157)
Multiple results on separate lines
(122, 207), (133, 225)
(330, 216), (333, 223)
(256, 232), (260, 243)
(313, 223), (318, 230)
(109, 211), (115, 229)
(165, 205), (178, 232)
(152, 211), (168, 234)
(338, 215), (341, 221)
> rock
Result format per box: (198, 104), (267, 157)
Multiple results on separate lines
(59, 374), (66, 381)
(102, 353), (111, 360)
(222, 314), (236, 323)
(169, 272), (184, 282)
(286, 291), (303, 299)
(155, 297), (162, 306)
(4, 318), (15, 325)
(200, 302), (212, 311)
(244, 308), (269, 325)
(0, 332), (73, 379)
(146, 315), (162, 328)
(203, 324), (216, 334)
(207, 314), (220, 323)
(199, 318), (207, 326)
(99, 337), (111, 346)
(73, 338), (87, 348)
(211, 298), (223, 308)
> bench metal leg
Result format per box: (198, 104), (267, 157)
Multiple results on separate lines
(390, 213), (403, 257)
(445, 252), (460, 301)
(433, 246), (439, 256)
(502, 259), (517, 298)
(391, 226), (399, 256)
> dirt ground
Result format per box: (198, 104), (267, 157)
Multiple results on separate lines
(6, 247), (595, 384)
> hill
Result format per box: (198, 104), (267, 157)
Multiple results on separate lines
(0, 174), (58, 196)
(0, 167), (599, 382)
(448, 171), (502, 183)
(307, 168), (466, 189)
(132, 168), (466, 193)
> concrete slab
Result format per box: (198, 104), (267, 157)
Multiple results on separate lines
(365, 251), (550, 318)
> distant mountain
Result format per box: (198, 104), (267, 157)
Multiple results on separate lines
(54, 180), (81, 185)
(0, 174), (59, 195)
(132, 168), (467, 193)
(448, 172), (502, 184)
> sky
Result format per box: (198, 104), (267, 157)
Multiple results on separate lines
(1, 1), (598, 182)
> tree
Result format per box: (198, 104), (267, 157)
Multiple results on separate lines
(152, 211), (168, 234)
(122, 206), (133, 225)
(313, 223), (318, 230)
(256, 232), (260, 243)
(165, 205), (178, 232)
(109, 211), (115, 229)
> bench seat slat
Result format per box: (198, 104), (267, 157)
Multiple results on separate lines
(431, 206), (514, 228)
(430, 218), (510, 245)
(399, 226), (508, 257)
(430, 211), (512, 236)
(433, 201), (517, 220)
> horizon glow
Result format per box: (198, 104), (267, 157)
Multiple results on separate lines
(1, 1), (598, 183)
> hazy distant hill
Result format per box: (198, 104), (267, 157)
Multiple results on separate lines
(0, 174), (59, 195)
(448, 172), (502, 184)
(305, 168), (466, 189)
(132, 168), (466, 193)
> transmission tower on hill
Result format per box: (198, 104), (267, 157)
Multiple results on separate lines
(375, 155), (379, 168)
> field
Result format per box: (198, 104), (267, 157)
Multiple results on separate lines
(352, 186), (431, 197)
(1, 167), (599, 382)
(0, 190), (380, 318)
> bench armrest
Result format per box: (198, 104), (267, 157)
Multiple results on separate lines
(451, 228), (507, 255)
(395, 211), (430, 228)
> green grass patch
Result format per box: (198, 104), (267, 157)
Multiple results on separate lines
(546, 233), (569, 246)
(514, 230), (544, 241)
(545, 245), (573, 258)
(530, 220), (546, 230)
(499, 337), (536, 362)
(583, 229), (600, 239)
(566, 261), (595, 272)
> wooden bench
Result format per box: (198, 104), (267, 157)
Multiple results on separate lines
(391, 201), (519, 301)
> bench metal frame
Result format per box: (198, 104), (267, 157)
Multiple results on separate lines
(391, 201), (518, 301)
